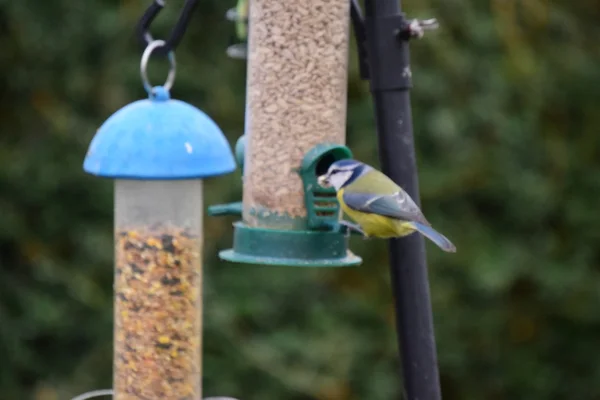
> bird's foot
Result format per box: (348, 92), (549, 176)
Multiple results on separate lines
(338, 220), (368, 238)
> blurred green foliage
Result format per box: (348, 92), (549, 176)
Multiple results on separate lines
(1, 0), (600, 399)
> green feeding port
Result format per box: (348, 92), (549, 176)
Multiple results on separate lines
(208, 137), (362, 267)
(300, 143), (352, 231)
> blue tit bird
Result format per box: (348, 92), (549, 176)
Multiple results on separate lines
(317, 159), (456, 253)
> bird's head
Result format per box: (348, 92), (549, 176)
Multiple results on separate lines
(317, 159), (371, 191)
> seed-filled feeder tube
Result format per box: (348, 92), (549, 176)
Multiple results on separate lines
(83, 43), (236, 399)
(244, 0), (351, 226)
(114, 180), (203, 399)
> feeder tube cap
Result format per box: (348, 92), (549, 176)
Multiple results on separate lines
(83, 86), (236, 180)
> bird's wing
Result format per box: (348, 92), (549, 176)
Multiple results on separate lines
(342, 191), (431, 226)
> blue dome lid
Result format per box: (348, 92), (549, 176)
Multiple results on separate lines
(83, 86), (236, 180)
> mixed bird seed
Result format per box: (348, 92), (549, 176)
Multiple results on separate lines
(114, 227), (202, 400)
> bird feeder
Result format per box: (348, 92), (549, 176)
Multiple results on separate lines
(83, 40), (236, 400)
(210, 0), (361, 267)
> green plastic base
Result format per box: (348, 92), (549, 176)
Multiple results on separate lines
(219, 221), (362, 267)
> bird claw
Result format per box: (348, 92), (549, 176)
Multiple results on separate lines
(338, 220), (367, 238)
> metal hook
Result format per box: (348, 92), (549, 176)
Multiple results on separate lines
(136, 0), (199, 56)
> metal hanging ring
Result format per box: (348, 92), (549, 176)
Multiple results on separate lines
(140, 39), (177, 94)
(136, 0), (199, 56)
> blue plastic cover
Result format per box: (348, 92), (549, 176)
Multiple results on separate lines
(83, 86), (236, 180)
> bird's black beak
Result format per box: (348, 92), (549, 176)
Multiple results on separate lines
(317, 174), (331, 188)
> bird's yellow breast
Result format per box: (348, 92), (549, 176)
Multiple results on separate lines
(337, 189), (416, 238)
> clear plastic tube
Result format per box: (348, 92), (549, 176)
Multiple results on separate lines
(113, 180), (203, 400)
(243, 0), (351, 226)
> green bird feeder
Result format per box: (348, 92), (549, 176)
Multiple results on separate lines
(210, 0), (360, 267)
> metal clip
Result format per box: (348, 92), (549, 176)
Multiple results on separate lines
(401, 18), (439, 39)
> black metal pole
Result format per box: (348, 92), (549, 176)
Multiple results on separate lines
(362, 1), (442, 399)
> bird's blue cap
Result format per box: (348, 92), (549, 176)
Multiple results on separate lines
(329, 159), (360, 169)
(83, 86), (236, 180)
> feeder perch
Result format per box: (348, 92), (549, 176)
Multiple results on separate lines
(83, 85), (236, 400)
(210, 137), (361, 267)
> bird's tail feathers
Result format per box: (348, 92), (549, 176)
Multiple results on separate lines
(412, 222), (456, 253)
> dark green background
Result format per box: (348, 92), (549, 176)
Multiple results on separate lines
(1, 0), (599, 399)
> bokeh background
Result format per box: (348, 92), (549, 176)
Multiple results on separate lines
(2, 0), (600, 399)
